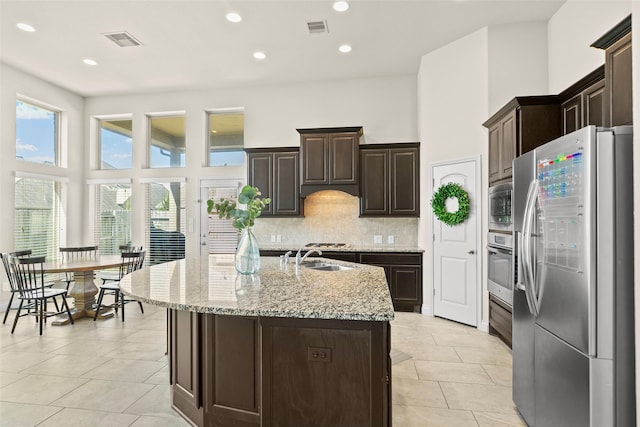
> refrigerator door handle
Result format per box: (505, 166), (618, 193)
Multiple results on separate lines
(522, 179), (539, 316)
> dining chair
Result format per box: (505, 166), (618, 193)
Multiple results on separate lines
(9, 255), (74, 335)
(94, 250), (145, 322)
(58, 246), (99, 290)
(97, 245), (143, 285)
(1, 250), (33, 324)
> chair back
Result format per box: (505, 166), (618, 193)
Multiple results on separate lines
(1, 250), (33, 292)
(60, 246), (98, 261)
(10, 256), (47, 299)
(119, 245), (143, 253)
(119, 251), (146, 280)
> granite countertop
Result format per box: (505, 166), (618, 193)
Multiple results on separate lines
(120, 255), (394, 321)
(259, 245), (424, 253)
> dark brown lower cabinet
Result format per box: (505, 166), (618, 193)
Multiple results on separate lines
(488, 294), (512, 348)
(169, 310), (390, 427)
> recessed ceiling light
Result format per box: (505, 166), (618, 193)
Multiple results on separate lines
(253, 51), (267, 60)
(338, 44), (352, 53)
(83, 58), (98, 66)
(226, 12), (242, 23)
(16, 22), (36, 32)
(333, 1), (349, 12)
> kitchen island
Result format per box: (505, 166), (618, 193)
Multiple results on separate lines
(120, 255), (394, 427)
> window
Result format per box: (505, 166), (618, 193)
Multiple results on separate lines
(148, 114), (185, 168)
(93, 183), (132, 254)
(14, 177), (62, 259)
(145, 181), (186, 265)
(99, 118), (133, 169)
(208, 111), (244, 167)
(205, 184), (240, 254)
(15, 99), (59, 166)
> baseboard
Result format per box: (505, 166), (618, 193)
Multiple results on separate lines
(422, 304), (433, 316)
(478, 319), (489, 333)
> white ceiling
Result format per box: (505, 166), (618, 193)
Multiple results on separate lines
(1, 0), (565, 97)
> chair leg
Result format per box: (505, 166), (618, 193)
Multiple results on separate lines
(62, 297), (74, 325)
(39, 299), (44, 335)
(94, 289), (105, 321)
(52, 296), (60, 312)
(138, 301), (144, 314)
(114, 291), (119, 313)
(11, 299), (24, 334)
(120, 291), (125, 322)
(3, 292), (14, 324)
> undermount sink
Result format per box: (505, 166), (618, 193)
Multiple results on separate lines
(302, 262), (355, 272)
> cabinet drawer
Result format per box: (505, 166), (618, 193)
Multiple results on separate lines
(359, 253), (421, 266)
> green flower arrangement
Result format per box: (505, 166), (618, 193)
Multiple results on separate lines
(207, 185), (271, 231)
(431, 183), (470, 226)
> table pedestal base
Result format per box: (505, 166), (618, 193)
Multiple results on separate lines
(51, 270), (115, 325)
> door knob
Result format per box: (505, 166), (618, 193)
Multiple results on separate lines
(468, 250), (475, 254)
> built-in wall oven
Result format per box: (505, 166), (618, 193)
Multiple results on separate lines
(487, 231), (515, 306)
(489, 183), (512, 232)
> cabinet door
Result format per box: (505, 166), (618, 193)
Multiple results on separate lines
(500, 111), (516, 179)
(360, 149), (389, 216)
(247, 152), (274, 216)
(301, 134), (329, 185)
(561, 93), (582, 135)
(390, 147), (419, 216)
(605, 32), (632, 127)
(273, 152), (300, 216)
(488, 123), (501, 184)
(170, 309), (204, 424)
(329, 133), (358, 185)
(583, 79), (605, 127)
(390, 266), (422, 312)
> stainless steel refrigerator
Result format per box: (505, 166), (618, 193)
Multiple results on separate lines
(512, 125), (635, 427)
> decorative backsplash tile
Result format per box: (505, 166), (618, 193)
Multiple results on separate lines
(253, 190), (418, 247)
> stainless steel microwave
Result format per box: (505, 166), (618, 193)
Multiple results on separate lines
(489, 182), (512, 232)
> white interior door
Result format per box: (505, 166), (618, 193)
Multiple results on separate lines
(432, 158), (479, 326)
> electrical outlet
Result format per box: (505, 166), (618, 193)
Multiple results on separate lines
(276, 235), (282, 243)
(374, 235), (383, 244)
(270, 235), (276, 243)
(387, 235), (395, 244)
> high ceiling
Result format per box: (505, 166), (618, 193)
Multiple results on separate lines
(1, 0), (565, 97)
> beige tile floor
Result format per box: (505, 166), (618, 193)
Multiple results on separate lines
(0, 303), (526, 426)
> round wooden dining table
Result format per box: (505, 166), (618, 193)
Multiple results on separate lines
(42, 255), (123, 324)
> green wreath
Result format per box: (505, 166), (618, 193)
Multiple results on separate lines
(431, 183), (470, 226)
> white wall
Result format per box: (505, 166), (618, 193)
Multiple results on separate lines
(84, 75), (419, 259)
(0, 63), (86, 252)
(548, 0), (632, 93)
(488, 21), (549, 114)
(418, 21), (549, 327)
(632, 4), (640, 425)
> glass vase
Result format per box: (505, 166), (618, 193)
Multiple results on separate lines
(235, 227), (260, 275)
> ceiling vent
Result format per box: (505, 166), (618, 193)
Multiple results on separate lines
(307, 20), (329, 34)
(103, 31), (143, 47)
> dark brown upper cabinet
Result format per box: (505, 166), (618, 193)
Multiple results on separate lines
(592, 15), (632, 127)
(297, 127), (362, 197)
(484, 97), (561, 186)
(246, 148), (302, 217)
(360, 143), (420, 217)
(559, 66), (605, 135)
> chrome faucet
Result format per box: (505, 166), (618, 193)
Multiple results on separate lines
(296, 247), (323, 265)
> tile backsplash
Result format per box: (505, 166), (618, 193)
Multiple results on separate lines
(253, 190), (418, 247)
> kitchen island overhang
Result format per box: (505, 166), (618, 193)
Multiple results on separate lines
(120, 255), (394, 427)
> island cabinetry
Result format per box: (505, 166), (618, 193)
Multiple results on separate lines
(261, 318), (389, 427)
(246, 148), (301, 217)
(360, 143), (420, 217)
(297, 127), (363, 197)
(484, 97), (560, 185)
(359, 253), (423, 313)
(169, 310), (390, 427)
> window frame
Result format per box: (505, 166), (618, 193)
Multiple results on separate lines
(96, 114), (134, 170)
(15, 97), (62, 167)
(206, 108), (245, 167)
(147, 111), (187, 169)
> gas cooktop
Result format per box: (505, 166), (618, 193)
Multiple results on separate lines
(304, 243), (351, 249)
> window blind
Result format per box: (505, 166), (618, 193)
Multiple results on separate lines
(206, 185), (240, 254)
(93, 183), (132, 255)
(145, 181), (186, 265)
